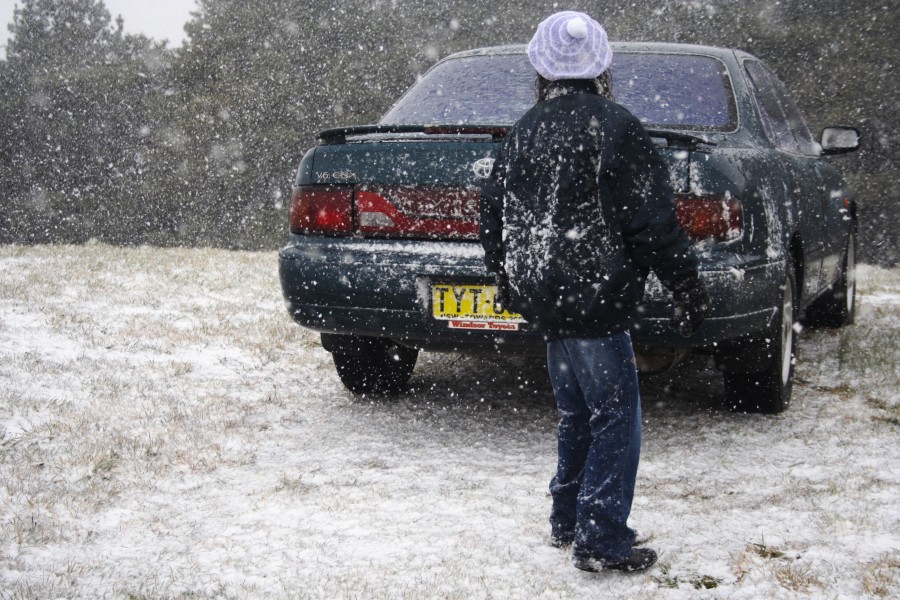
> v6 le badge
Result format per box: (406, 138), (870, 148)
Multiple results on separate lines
(317, 170), (357, 182)
(472, 157), (495, 179)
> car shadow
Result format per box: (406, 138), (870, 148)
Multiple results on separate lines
(639, 354), (730, 417)
(358, 351), (734, 426)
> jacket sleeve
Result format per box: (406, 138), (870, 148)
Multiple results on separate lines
(479, 140), (509, 275)
(607, 117), (699, 290)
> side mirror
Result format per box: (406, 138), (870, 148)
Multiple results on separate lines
(820, 127), (860, 155)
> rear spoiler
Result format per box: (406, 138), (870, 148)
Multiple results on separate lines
(317, 124), (509, 144)
(317, 124), (718, 149)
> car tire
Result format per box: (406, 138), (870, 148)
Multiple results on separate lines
(805, 231), (857, 328)
(329, 336), (418, 395)
(723, 265), (797, 414)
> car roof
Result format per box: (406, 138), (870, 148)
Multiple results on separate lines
(442, 42), (756, 63)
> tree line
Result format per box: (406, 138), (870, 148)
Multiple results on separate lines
(0, 0), (896, 265)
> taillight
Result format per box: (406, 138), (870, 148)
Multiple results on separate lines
(675, 194), (743, 243)
(289, 186), (353, 234)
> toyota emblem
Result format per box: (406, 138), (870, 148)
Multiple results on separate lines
(472, 157), (496, 179)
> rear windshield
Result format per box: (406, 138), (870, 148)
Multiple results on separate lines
(380, 52), (736, 131)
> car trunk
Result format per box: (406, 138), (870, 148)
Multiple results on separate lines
(300, 134), (718, 243)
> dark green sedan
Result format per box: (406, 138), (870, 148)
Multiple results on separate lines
(279, 43), (860, 413)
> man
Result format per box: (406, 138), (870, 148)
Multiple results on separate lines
(480, 11), (708, 572)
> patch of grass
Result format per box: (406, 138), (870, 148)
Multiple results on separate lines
(692, 574), (723, 590)
(855, 265), (900, 296)
(867, 397), (899, 412)
(735, 540), (824, 593)
(90, 451), (120, 480)
(871, 414), (900, 427)
(653, 563), (724, 590)
(750, 541), (785, 559)
(866, 396), (900, 427)
(772, 560), (823, 593)
(274, 474), (315, 496)
(811, 384), (855, 399)
(837, 323), (900, 389)
(169, 361), (195, 376)
(863, 552), (900, 598)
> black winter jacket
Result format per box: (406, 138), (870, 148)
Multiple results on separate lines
(480, 80), (698, 339)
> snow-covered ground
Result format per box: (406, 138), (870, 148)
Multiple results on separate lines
(0, 244), (897, 599)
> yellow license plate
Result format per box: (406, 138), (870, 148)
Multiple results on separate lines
(431, 283), (526, 331)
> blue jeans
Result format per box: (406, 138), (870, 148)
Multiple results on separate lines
(547, 332), (642, 560)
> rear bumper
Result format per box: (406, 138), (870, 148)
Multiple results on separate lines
(279, 236), (783, 353)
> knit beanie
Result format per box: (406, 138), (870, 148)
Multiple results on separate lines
(527, 11), (612, 81)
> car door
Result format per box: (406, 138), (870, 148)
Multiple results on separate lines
(744, 60), (830, 300)
(811, 160), (851, 286)
(755, 65), (846, 287)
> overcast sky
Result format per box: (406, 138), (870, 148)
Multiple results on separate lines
(0, 0), (198, 57)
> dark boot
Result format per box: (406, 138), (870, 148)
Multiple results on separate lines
(573, 547), (658, 572)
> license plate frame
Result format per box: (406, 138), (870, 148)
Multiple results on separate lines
(430, 282), (526, 331)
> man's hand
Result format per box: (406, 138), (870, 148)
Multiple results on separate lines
(493, 272), (512, 315)
(670, 277), (709, 337)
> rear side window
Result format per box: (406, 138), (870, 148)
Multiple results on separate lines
(745, 61), (817, 155)
(381, 52), (737, 131)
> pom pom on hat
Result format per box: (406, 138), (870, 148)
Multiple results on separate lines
(527, 11), (612, 81)
(566, 17), (588, 39)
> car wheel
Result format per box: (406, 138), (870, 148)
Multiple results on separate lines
(723, 266), (797, 414)
(329, 336), (418, 394)
(805, 231), (857, 328)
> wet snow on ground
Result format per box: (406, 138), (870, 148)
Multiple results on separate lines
(0, 244), (898, 599)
